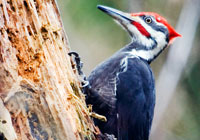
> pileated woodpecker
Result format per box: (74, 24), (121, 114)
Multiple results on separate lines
(84, 5), (181, 140)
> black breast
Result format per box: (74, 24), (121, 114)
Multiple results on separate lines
(116, 57), (155, 140)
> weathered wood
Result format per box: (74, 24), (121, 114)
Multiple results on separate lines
(0, 0), (97, 139)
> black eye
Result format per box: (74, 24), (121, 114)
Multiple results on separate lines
(145, 17), (152, 24)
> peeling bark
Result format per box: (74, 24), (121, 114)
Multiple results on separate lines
(0, 0), (98, 140)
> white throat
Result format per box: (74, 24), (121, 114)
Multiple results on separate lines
(129, 38), (168, 62)
(118, 15), (169, 62)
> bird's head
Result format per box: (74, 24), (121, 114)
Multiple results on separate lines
(97, 5), (181, 62)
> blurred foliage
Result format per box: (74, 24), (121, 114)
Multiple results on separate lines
(58, 0), (128, 46)
(168, 59), (200, 140)
(57, 0), (200, 140)
(180, 60), (200, 140)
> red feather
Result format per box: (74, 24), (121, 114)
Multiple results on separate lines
(131, 21), (151, 38)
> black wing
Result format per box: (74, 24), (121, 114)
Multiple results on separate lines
(116, 58), (155, 140)
(86, 54), (125, 135)
(86, 53), (125, 113)
(85, 74), (118, 135)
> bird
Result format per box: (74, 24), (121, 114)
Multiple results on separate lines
(84, 5), (181, 140)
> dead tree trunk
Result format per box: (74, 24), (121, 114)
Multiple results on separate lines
(0, 0), (98, 140)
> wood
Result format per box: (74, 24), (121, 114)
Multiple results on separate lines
(0, 0), (98, 139)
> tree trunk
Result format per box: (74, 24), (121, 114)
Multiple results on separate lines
(0, 0), (98, 140)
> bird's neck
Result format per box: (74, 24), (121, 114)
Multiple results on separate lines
(124, 39), (168, 63)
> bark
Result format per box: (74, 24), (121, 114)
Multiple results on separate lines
(0, 0), (98, 140)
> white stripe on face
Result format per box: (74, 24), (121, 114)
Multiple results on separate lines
(124, 15), (168, 61)
(131, 16), (167, 49)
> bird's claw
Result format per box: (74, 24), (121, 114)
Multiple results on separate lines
(68, 51), (83, 75)
(68, 51), (89, 91)
(97, 133), (116, 140)
(81, 80), (89, 88)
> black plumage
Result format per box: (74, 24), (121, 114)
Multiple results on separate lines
(85, 42), (155, 140)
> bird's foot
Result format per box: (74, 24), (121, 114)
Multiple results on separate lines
(96, 133), (116, 140)
(102, 133), (116, 140)
(68, 51), (89, 89)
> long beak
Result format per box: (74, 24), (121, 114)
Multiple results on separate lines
(97, 5), (139, 36)
(97, 5), (135, 23)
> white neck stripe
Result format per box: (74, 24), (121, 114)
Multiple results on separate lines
(128, 43), (168, 62)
